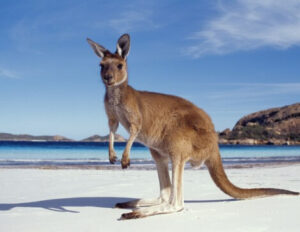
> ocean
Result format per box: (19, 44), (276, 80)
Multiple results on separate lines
(0, 141), (300, 168)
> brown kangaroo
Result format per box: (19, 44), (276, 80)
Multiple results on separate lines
(87, 34), (299, 220)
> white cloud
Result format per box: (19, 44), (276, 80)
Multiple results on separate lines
(108, 10), (160, 33)
(187, 0), (300, 57)
(9, 4), (84, 54)
(0, 67), (19, 79)
(207, 82), (300, 99)
(9, 1), (161, 53)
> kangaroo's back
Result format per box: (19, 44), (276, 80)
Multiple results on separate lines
(133, 89), (216, 149)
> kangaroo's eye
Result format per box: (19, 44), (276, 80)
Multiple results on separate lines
(117, 64), (123, 70)
(100, 63), (104, 69)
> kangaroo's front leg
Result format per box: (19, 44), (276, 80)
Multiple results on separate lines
(108, 118), (119, 164)
(121, 124), (139, 169)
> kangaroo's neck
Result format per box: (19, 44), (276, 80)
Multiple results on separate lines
(106, 82), (130, 106)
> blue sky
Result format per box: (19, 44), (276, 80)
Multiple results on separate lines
(0, 0), (299, 140)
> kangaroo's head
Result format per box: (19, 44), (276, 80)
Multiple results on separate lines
(87, 34), (130, 87)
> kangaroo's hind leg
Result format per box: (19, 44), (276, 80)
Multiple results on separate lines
(115, 149), (171, 209)
(121, 154), (185, 219)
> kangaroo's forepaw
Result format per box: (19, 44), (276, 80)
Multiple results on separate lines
(120, 211), (144, 220)
(121, 157), (130, 169)
(109, 155), (117, 164)
(109, 150), (117, 164)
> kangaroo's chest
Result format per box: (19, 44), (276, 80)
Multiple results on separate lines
(106, 101), (131, 132)
(115, 106), (130, 130)
(106, 89), (126, 126)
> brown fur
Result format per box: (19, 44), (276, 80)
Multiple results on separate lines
(87, 34), (299, 220)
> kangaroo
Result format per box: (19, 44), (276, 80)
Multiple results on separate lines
(87, 34), (299, 220)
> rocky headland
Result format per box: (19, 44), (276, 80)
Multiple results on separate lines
(218, 103), (300, 145)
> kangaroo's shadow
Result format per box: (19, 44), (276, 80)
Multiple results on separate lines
(0, 197), (135, 213)
(185, 199), (239, 204)
(0, 197), (239, 213)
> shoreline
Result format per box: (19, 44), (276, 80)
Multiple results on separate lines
(0, 140), (299, 146)
(1, 160), (300, 170)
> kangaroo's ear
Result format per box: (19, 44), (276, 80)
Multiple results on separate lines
(116, 34), (130, 59)
(87, 38), (107, 58)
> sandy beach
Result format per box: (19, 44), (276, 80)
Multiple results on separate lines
(0, 164), (299, 232)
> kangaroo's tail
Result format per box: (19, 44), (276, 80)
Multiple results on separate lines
(205, 152), (299, 199)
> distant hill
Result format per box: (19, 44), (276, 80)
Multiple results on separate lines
(219, 103), (300, 145)
(0, 133), (73, 142)
(81, 134), (126, 142)
(0, 132), (127, 142)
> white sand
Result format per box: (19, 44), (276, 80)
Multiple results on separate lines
(0, 165), (299, 232)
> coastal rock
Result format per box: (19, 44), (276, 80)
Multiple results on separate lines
(219, 128), (231, 137)
(219, 103), (300, 145)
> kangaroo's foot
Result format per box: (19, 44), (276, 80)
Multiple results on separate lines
(115, 197), (165, 209)
(121, 155), (130, 169)
(120, 203), (183, 220)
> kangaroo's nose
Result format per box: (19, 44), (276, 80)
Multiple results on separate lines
(104, 75), (113, 81)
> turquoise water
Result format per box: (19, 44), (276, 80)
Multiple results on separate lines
(0, 141), (299, 167)
(0, 142), (148, 161)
